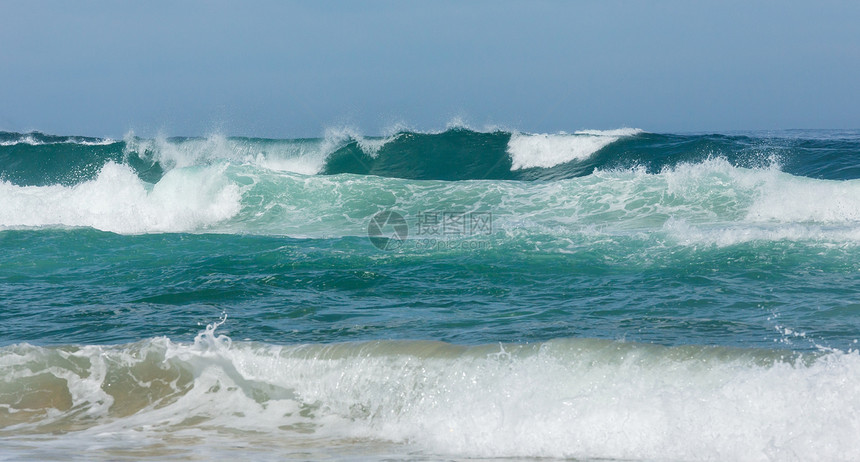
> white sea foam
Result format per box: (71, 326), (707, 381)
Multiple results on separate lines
(646, 158), (860, 245)
(2, 329), (860, 461)
(574, 128), (645, 137)
(0, 135), (39, 146)
(0, 162), (242, 234)
(662, 217), (860, 247)
(507, 129), (641, 170)
(71, 138), (117, 146)
(651, 156), (860, 224)
(746, 174), (860, 223)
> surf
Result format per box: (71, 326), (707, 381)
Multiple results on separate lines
(4, 150), (860, 249)
(0, 161), (242, 234)
(2, 320), (859, 460)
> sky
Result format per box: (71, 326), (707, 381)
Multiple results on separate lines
(1, 0), (858, 138)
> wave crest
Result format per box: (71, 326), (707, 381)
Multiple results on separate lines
(508, 130), (640, 170)
(0, 162), (242, 234)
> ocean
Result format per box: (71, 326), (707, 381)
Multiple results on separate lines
(1, 127), (860, 460)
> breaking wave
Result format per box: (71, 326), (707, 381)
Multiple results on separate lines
(2, 321), (859, 460)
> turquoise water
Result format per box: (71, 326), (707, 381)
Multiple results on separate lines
(2, 128), (860, 460)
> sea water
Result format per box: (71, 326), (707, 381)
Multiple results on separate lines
(2, 127), (860, 460)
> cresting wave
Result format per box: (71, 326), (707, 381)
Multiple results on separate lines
(2, 156), (860, 247)
(508, 128), (643, 170)
(123, 127), (644, 179)
(0, 162), (242, 234)
(322, 127), (643, 179)
(1, 127), (643, 184)
(2, 322), (859, 460)
(0, 131), (116, 147)
(5, 127), (860, 185)
(119, 128), (638, 179)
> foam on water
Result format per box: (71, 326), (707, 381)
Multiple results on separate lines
(747, 173), (860, 223)
(507, 129), (639, 169)
(2, 322), (859, 460)
(662, 218), (860, 247)
(0, 162), (242, 234)
(650, 158), (860, 246)
(0, 135), (42, 147)
(574, 128), (645, 137)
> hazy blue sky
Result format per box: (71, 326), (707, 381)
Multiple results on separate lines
(1, 1), (858, 137)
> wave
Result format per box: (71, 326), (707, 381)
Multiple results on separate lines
(2, 127), (860, 244)
(508, 129), (642, 170)
(1, 127), (643, 184)
(322, 127), (642, 180)
(121, 131), (334, 176)
(4, 128), (860, 186)
(3, 155), (860, 246)
(121, 127), (407, 177)
(0, 131), (116, 146)
(2, 322), (859, 460)
(0, 162), (242, 234)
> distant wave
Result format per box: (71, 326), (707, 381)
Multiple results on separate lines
(4, 128), (860, 185)
(0, 130), (116, 146)
(322, 127), (643, 180)
(508, 129), (643, 170)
